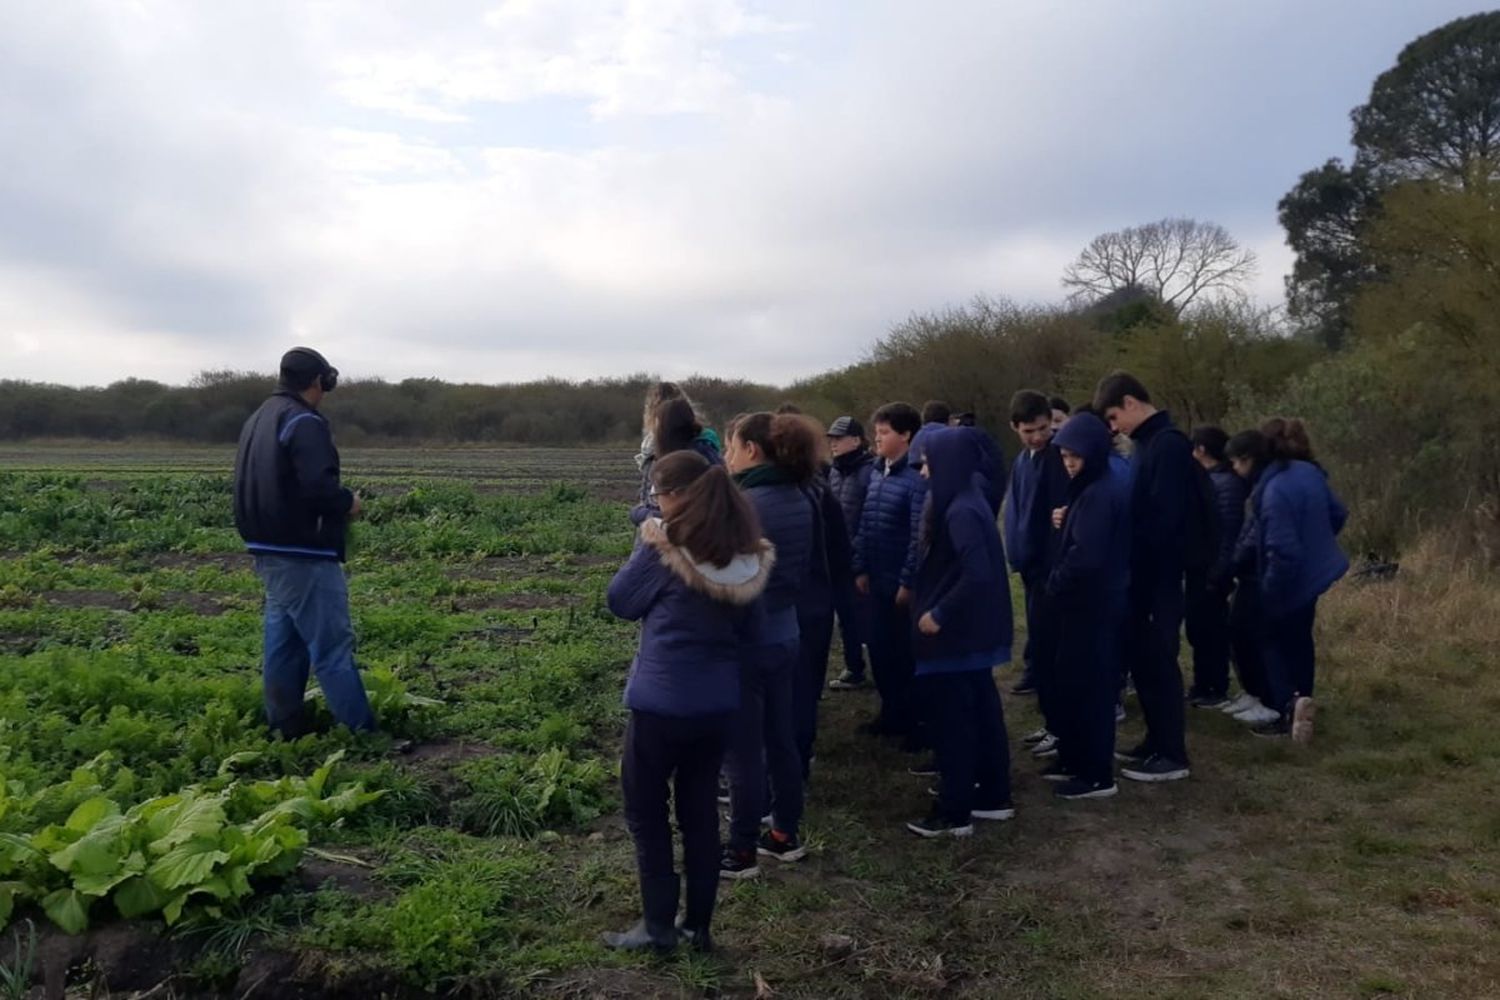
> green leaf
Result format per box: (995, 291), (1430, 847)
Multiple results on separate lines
(146, 840), (230, 891)
(161, 891), (188, 926)
(216, 751), (264, 777)
(41, 888), (90, 934)
(145, 795), (227, 855)
(48, 814), (129, 878)
(64, 796), (121, 834)
(0, 881), (23, 925)
(306, 751), (346, 800)
(113, 876), (171, 919)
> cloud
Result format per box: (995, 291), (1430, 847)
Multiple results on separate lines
(0, 0), (1488, 387)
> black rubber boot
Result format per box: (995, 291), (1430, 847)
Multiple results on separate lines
(601, 874), (680, 953)
(678, 870), (718, 952)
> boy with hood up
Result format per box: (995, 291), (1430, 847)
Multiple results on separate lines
(1044, 413), (1132, 800)
(905, 428), (1016, 838)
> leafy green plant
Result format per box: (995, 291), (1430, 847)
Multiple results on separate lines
(452, 749), (607, 838)
(0, 918), (35, 1000)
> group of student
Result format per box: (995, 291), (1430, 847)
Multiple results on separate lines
(601, 373), (1349, 954)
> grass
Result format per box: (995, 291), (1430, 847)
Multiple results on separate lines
(0, 446), (1498, 997)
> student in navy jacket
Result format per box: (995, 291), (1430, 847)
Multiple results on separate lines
(1185, 427), (1249, 708)
(1222, 430), (1277, 724)
(906, 428), (1016, 837)
(826, 416), (876, 689)
(1247, 419), (1349, 743)
(1004, 390), (1069, 716)
(1095, 372), (1194, 783)
(1044, 413), (1132, 799)
(632, 397), (722, 525)
(793, 429), (851, 777)
(720, 412), (822, 878)
(604, 451), (773, 953)
(852, 402), (928, 743)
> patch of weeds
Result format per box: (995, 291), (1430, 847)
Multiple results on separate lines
(452, 748), (608, 838)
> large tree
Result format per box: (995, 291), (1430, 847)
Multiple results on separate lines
(1282, 12), (1500, 347)
(1061, 217), (1257, 314)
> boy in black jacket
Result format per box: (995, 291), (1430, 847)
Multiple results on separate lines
(1094, 372), (1193, 783)
(1185, 426), (1247, 708)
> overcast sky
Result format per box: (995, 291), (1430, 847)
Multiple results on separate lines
(0, 1), (1488, 388)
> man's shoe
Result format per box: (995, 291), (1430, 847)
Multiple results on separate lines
(1120, 755), (1190, 783)
(718, 847), (760, 880)
(1055, 778), (1118, 800)
(1188, 692), (1231, 709)
(1234, 702), (1281, 724)
(908, 758), (939, 777)
(1030, 733), (1059, 758)
(600, 920), (679, 953)
(1291, 696), (1317, 744)
(757, 829), (808, 863)
(1114, 741), (1150, 765)
(1251, 716), (1291, 739)
(970, 801), (1017, 821)
(906, 810), (974, 839)
(1021, 727), (1050, 746)
(829, 671), (866, 690)
(1038, 762), (1075, 783)
(1010, 677), (1037, 696)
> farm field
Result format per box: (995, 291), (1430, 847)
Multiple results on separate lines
(1, 443), (1498, 999)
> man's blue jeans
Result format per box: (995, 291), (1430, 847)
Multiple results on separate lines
(253, 555), (375, 734)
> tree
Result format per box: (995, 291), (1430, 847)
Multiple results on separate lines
(1061, 218), (1257, 313)
(1351, 12), (1500, 186)
(1276, 159), (1380, 349)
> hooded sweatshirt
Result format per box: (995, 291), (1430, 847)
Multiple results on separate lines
(910, 428), (1013, 672)
(1047, 414), (1132, 606)
(608, 518), (774, 716)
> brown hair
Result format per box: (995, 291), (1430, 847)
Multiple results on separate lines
(652, 398), (702, 456)
(733, 412), (821, 484)
(653, 451), (762, 567)
(1261, 417), (1314, 462)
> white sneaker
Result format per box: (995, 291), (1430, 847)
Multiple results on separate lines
(1221, 692), (1256, 715)
(1030, 734), (1059, 757)
(1234, 702), (1280, 724)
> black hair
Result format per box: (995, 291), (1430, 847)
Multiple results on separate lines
(1093, 371), (1151, 411)
(1225, 429), (1270, 468)
(871, 402), (922, 438)
(774, 402), (803, 415)
(653, 398), (703, 456)
(1009, 390), (1051, 426)
(921, 400), (952, 425)
(953, 412), (977, 427)
(1048, 396), (1071, 415)
(1191, 426), (1230, 462)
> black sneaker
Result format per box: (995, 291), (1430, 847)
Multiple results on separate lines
(718, 847), (761, 880)
(1251, 716), (1291, 739)
(1010, 677), (1037, 696)
(907, 758), (939, 777)
(1120, 755), (1191, 783)
(1055, 778), (1118, 800)
(970, 801), (1017, 821)
(1021, 727), (1050, 746)
(906, 810), (974, 839)
(756, 829), (808, 863)
(1188, 691), (1231, 710)
(1113, 740), (1150, 765)
(828, 671), (866, 690)
(1038, 762), (1075, 783)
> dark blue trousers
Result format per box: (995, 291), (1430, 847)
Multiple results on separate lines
(1185, 570), (1232, 699)
(794, 609), (835, 775)
(1230, 582), (1269, 703)
(1263, 599), (1318, 716)
(725, 639), (803, 849)
(1126, 575), (1188, 763)
(921, 669), (1012, 823)
(1026, 577), (1061, 733)
(831, 577), (867, 678)
(867, 589), (918, 735)
(1053, 594), (1125, 785)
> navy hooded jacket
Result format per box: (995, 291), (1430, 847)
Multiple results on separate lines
(1047, 414), (1132, 607)
(914, 423), (1006, 514)
(911, 429), (1012, 670)
(608, 519), (773, 717)
(1004, 442), (1069, 584)
(737, 466), (816, 645)
(1127, 410), (1196, 588)
(1251, 460), (1349, 618)
(828, 448), (875, 542)
(852, 451), (927, 594)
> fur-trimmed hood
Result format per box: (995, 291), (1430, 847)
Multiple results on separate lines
(639, 518), (775, 606)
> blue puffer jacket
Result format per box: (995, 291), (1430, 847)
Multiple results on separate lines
(1206, 462), (1248, 588)
(1047, 414), (1131, 607)
(737, 467), (816, 645)
(1253, 459), (1349, 618)
(911, 429), (1013, 669)
(852, 452), (927, 595)
(828, 448), (875, 543)
(608, 519), (773, 717)
(631, 435), (722, 525)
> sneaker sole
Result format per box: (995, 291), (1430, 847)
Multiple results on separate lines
(1292, 697), (1316, 744)
(1112, 752), (1147, 764)
(1057, 784), (1119, 800)
(906, 822), (974, 839)
(1031, 747), (1059, 759)
(718, 866), (761, 881)
(1041, 772), (1075, 783)
(970, 808), (1016, 821)
(1120, 766), (1190, 783)
(757, 846), (808, 862)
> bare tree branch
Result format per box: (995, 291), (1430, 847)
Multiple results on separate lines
(1061, 217), (1258, 313)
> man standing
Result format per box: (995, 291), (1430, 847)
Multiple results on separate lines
(234, 347), (375, 737)
(1095, 372), (1193, 782)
